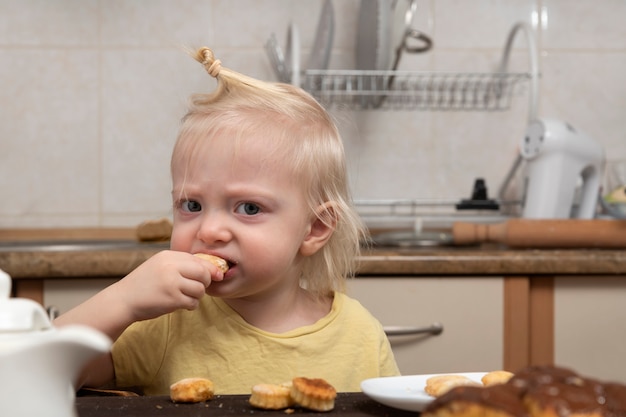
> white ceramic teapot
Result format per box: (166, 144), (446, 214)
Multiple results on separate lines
(0, 269), (111, 417)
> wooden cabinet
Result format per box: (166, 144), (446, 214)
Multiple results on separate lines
(346, 277), (504, 375)
(553, 276), (626, 384)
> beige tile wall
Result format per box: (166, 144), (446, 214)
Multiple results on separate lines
(0, 0), (624, 228)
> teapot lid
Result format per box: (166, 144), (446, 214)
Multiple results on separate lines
(0, 269), (52, 332)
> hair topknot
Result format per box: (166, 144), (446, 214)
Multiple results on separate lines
(195, 47), (222, 78)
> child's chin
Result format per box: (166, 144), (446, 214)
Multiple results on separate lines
(205, 281), (231, 296)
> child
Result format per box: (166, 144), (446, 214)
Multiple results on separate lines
(55, 47), (399, 395)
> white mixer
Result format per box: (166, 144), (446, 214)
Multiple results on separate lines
(520, 119), (605, 219)
(493, 24), (606, 219)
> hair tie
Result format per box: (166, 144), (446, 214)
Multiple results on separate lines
(207, 59), (221, 78)
(199, 47), (221, 78)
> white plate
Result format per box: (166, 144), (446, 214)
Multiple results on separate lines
(361, 372), (487, 412)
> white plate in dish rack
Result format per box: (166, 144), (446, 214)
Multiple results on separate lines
(361, 372), (487, 412)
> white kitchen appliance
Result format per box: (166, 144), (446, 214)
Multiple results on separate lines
(520, 119), (605, 219)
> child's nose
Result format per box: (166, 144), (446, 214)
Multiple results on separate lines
(197, 211), (232, 244)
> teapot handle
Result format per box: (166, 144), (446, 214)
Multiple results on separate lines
(0, 269), (11, 299)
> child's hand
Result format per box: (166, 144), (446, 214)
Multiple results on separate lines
(115, 250), (224, 322)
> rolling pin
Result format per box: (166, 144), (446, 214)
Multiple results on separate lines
(452, 219), (626, 248)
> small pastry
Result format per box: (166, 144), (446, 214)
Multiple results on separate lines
(194, 253), (229, 273)
(425, 375), (481, 397)
(249, 382), (294, 410)
(482, 371), (515, 386)
(290, 377), (336, 412)
(169, 377), (214, 403)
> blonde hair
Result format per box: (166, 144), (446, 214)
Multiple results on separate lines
(171, 47), (365, 296)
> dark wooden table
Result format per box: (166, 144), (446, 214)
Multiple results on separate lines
(76, 393), (417, 416)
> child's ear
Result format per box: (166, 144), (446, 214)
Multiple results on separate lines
(300, 202), (337, 257)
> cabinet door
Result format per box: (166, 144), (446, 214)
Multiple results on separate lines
(554, 276), (626, 384)
(347, 277), (503, 375)
(44, 278), (118, 315)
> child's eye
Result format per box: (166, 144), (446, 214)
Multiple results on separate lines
(235, 202), (261, 216)
(181, 200), (202, 213)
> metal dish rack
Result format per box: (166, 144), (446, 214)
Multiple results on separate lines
(302, 70), (530, 110)
(299, 22), (538, 112)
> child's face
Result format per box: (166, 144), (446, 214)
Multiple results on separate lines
(170, 131), (316, 299)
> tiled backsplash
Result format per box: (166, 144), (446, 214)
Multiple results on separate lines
(1, 0), (624, 228)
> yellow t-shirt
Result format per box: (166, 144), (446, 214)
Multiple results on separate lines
(112, 292), (399, 394)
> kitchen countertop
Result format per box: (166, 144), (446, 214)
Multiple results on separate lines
(1, 226), (626, 278)
(1, 242), (626, 279)
(75, 392), (415, 417)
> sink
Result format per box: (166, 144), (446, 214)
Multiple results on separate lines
(0, 239), (169, 252)
(357, 200), (513, 249)
(368, 231), (455, 248)
(365, 228), (492, 250)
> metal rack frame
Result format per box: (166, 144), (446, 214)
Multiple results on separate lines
(298, 23), (539, 113)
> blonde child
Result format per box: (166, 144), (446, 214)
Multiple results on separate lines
(55, 47), (399, 394)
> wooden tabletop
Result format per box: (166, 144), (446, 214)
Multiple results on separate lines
(75, 393), (416, 416)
